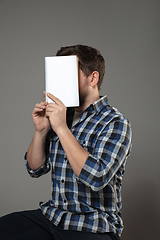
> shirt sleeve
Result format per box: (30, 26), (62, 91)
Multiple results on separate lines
(24, 152), (51, 178)
(78, 117), (132, 191)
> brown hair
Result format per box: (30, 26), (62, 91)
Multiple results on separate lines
(56, 44), (105, 90)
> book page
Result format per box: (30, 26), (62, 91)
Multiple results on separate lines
(45, 55), (79, 107)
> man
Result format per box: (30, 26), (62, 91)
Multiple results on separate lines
(0, 45), (132, 240)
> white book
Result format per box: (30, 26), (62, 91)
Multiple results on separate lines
(45, 55), (79, 107)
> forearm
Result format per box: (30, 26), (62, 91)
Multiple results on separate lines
(57, 127), (89, 177)
(27, 130), (47, 170)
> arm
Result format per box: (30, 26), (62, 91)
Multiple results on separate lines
(27, 130), (48, 170)
(57, 117), (131, 190)
(78, 119), (132, 191)
(45, 93), (89, 176)
(56, 127), (89, 177)
(26, 91), (50, 171)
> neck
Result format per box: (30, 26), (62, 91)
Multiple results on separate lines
(75, 91), (100, 112)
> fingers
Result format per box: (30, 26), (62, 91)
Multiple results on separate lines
(33, 102), (48, 114)
(45, 103), (59, 114)
(47, 93), (64, 106)
(36, 102), (47, 109)
(43, 91), (46, 102)
(33, 92), (63, 118)
(45, 102), (66, 120)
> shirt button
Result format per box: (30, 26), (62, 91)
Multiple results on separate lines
(64, 157), (67, 161)
(64, 199), (67, 203)
(76, 177), (80, 183)
(83, 141), (86, 145)
(61, 179), (65, 183)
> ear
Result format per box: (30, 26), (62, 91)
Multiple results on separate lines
(90, 71), (99, 88)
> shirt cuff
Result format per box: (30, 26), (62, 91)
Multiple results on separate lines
(24, 152), (51, 178)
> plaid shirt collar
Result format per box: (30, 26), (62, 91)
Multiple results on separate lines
(67, 95), (109, 125)
(90, 95), (108, 113)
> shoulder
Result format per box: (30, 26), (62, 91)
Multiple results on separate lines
(100, 104), (132, 135)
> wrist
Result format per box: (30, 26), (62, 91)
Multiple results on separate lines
(55, 125), (69, 138)
(35, 129), (48, 141)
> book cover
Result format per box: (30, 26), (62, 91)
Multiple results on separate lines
(45, 55), (79, 107)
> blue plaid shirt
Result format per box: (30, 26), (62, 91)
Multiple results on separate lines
(25, 96), (132, 237)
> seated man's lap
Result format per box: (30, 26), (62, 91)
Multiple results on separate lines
(0, 210), (119, 240)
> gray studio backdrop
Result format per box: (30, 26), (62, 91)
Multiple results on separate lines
(0, 1), (160, 240)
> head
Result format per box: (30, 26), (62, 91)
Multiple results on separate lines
(56, 44), (105, 91)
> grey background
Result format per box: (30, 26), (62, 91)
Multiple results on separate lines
(0, 1), (159, 239)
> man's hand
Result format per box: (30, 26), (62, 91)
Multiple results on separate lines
(32, 91), (50, 133)
(45, 93), (67, 134)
